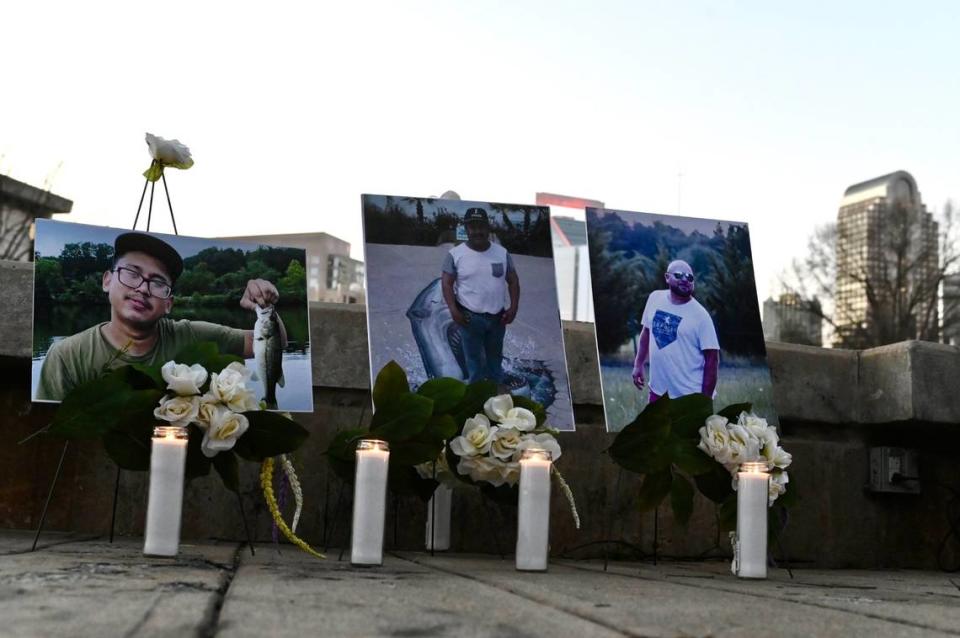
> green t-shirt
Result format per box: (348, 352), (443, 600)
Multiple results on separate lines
(35, 318), (247, 401)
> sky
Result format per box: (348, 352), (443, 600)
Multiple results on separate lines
(3, 1), (958, 300)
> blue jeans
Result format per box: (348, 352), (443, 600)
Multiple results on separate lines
(460, 308), (506, 384)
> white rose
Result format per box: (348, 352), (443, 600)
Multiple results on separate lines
(516, 433), (562, 462)
(763, 444), (792, 470)
(449, 414), (497, 457)
(160, 361), (208, 396)
(726, 424), (762, 466)
(201, 406), (249, 458)
(457, 455), (515, 487)
(195, 393), (221, 430)
(145, 133), (194, 167)
(499, 407), (537, 432)
(769, 471), (789, 504)
(210, 362), (257, 412)
(153, 394), (200, 427)
(741, 412), (779, 447)
(698, 415), (732, 464)
(483, 394), (513, 422)
(500, 460), (521, 486)
(490, 428), (524, 461)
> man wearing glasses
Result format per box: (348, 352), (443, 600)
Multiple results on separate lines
(36, 232), (283, 401)
(631, 259), (719, 404)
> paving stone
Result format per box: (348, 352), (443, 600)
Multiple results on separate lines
(0, 531), (236, 638)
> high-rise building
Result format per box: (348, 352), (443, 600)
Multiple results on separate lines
(834, 171), (939, 348)
(762, 293), (823, 346)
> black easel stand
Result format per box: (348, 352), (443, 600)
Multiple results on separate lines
(28, 162), (254, 553)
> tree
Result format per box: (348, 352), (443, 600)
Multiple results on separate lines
(783, 200), (959, 348)
(702, 225), (766, 357)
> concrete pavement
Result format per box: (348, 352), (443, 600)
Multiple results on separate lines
(2, 531), (959, 637)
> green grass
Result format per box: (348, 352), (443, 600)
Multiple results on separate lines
(600, 362), (778, 432)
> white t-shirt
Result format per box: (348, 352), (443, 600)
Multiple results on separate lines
(640, 289), (720, 398)
(442, 242), (515, 314)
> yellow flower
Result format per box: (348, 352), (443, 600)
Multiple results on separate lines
(260, 457), (324, 560)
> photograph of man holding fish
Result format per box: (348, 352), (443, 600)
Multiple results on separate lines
(361, 194), (574, 431)
(31, 219), (313, 412)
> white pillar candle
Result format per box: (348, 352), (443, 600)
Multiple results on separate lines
(734, 461), (769, 578)
(143, 426), (188, 557)
(351, 439), (390, 566)
(425, 484), (452, 551)
(516, 448), (552, 571)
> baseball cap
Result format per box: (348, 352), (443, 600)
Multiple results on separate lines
(113, 232), (184, 283)
(463, 208), (489, 224)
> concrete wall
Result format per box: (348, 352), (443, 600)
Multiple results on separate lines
(1, 260), (958, 569)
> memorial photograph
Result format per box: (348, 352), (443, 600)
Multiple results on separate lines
(31, 219), (314, 412)
(586, 208), (777, 432)
(361, 194), (574, 431)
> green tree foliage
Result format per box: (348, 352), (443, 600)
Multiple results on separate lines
(588, 210), (763, 357)
(703, 226), (766, 357)
(58, 242), (114, 282)
(362, 196), (553, 256)
(34, 257), (65, 305)
(175, 262), (217, 296)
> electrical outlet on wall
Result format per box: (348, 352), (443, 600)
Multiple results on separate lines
(868, 447), (920, 494)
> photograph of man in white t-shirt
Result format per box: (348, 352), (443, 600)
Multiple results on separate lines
(441, 207), (520, 384)
(631, 259), (720, 404)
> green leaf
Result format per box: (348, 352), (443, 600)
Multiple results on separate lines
(324, 427), (366, 483)
(172, 341), (243, 375)
(694, 465), (735, 504)
(718, 495), (737, 533)
(102, 421), (154, 471)
(671, 438), (717, 476)
(670, 472), (695, 526)
(637, 469), (673, 513)
(130, 363), (165, 390)
(143, 162), (164, 182)
(717, 402), (753, 422)
(668, 393), (714, 439)
(608, 397), (672, 475)
(213, 450), (240, 492)
(424, 414), (458, 441)
(511, 395), (547, 427)
(416, 378), (466, 414)
(233, 411), (309, 461)
(389, 437), (444, 467)
(451, 380), (498, 425)
(369, 393), (433, 442)
(51, 368), (164, 439)
(372, 361), (409, 410)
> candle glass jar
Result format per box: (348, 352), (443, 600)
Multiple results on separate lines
(516, 447), (553, 572)
(733, 460), (770, 579)
(351, 439), (390, 566)
(143, 426), (189, 557)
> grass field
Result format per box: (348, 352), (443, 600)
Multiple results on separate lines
(599, 359), (778, 432)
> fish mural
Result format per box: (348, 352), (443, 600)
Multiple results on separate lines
(406, 278), (558, 408)
(254, 304), (285, 408)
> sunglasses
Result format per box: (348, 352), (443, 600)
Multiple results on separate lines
(671, 272), (695, 282)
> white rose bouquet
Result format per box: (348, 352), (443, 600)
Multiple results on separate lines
(698, 411), (792, 505)
(438, 394), (579, 528)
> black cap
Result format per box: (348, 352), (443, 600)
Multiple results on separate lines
(463, 207), (489, 225)
(114, 232), (184, 283)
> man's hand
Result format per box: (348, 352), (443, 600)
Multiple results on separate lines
(501, 306), (517, 325)
(450, 307), (470, 327)
(632, 366), (645, 390)
(240, 279), (280, 310)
